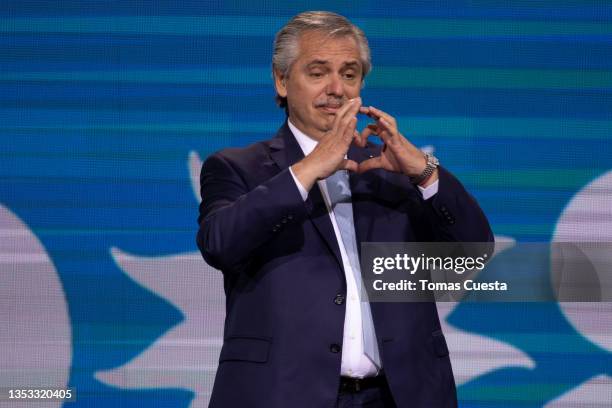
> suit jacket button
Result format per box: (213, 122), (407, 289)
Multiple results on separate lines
(334, 294), (345, 305)
(330, 343), (341, 353)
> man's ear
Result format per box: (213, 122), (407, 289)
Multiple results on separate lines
(273, 69), (287, 98)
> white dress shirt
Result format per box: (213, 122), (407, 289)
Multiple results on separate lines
(286, 120), (438, 378)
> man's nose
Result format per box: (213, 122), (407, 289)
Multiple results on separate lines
(325, 74), (344, 97)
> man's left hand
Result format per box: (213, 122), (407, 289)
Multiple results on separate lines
(355, 106), (438, 186)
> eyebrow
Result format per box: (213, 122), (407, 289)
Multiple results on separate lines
(306, 60), (362, 69)
(341, 61), (361, 70)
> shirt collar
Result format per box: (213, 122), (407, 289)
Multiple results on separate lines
(287, 119), (318, 156)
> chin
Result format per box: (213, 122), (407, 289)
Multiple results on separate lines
(320, 121), (334, 132)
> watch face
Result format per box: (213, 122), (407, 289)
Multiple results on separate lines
(430, 155), (440, 166)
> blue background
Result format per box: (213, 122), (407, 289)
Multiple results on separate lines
(1, 1), (611, 406)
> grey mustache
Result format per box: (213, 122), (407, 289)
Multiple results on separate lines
(315, 100), (344, 108)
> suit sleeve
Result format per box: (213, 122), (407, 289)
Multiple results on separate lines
(196, 152), (308, 272)
(423, 166), (494, 243)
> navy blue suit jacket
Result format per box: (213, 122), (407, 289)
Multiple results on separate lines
(197, 123), (493, 407)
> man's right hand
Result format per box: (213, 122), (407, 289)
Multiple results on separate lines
(291, 97), (362, 191)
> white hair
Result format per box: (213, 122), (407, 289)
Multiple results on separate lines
(272, 11), (371, 108)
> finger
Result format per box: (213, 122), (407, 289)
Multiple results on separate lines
(353, 129), (364, 147)
(353, 127), (368, 147)
(342, 159), (359, 173)
(377, 118), (399, 145)
(377, 117), (392, 133)
(341, 117), (358, 145)
(358, 156), (384, 173)
(357, 125), (377, 147)
(359, 123), (393, 149)
(332, 97), (362, 132)
(360, 105), (380, 120)
(367, 121), (392, 145)
(328, 100), (356, 135)
(367, 106), (397, 128)
(361, 106), (399, 140)
(331, 104), (361, 146)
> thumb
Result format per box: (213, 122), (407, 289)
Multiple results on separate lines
(357, 156), (383, 173)
(342, 159), (359, 173)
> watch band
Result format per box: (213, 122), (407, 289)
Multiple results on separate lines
(411, 153), (439, 185)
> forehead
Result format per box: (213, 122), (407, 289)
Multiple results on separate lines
(295, 30), (361, 67)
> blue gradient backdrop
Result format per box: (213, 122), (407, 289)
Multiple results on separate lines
(1, 1), (611, 407)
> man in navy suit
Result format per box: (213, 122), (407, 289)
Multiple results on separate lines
(197, 11), (493, 407)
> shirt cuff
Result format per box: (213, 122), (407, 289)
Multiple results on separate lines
(418, 179), (439, 200)
(289, 166), (309, 201)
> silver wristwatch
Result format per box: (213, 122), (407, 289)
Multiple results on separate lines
(411, 153), (439, 185)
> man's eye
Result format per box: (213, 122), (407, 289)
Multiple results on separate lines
(309, 72), (323, 78)
(344, 73), (356, 80)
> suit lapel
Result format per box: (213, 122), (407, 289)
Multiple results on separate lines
(268, 123), (345, 272)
